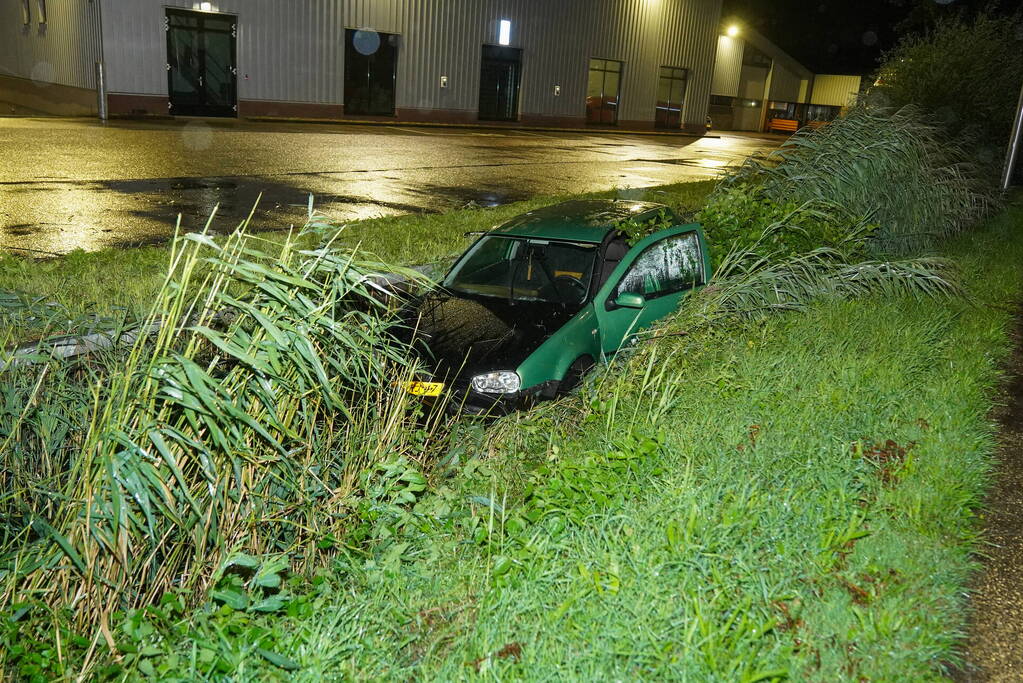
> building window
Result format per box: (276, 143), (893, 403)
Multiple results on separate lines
(768, 101), (797, 119)
(806, 104), (841, 122)
(655, 66), (688, 129)
(709, 95), (733, 107)
(586, 58), (623, 125)
(21, 0), (30, 24)
(498, 19), (511, 46)
(36, 0), (45, 24)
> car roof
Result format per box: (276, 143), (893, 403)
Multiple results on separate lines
(488, 199), (676, 244)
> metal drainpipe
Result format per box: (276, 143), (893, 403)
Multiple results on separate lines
(758, 61), (774, 133)
(1002, 80), (1023, 191)
(95, 0), (107, 120)
(95, 62), (107, 120)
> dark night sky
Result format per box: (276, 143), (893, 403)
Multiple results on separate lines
(720, 0), (1019, 75)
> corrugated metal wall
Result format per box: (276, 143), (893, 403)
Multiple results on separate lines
(769, 63), (802, 103)
(0, 0), (101, 90)
(710, 35), (741, 97)
(99, 0), (721, 127)
(810, 74), (862, 107)
(737, 65), (767, 100)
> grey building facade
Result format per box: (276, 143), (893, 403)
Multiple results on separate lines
(709, 27), (862, 132)
(1, 0), (723, 133)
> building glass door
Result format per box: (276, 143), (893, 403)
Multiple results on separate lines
(586, 58), (623, 125)
(655, 66), (688, 129)
(345, 29), (399, 116)
(166, 9), (237, 117)
(478, 45), (522, 121)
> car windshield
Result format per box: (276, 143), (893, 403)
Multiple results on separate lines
(443, 236), (599, 305)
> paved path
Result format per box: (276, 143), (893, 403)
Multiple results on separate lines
(0, 117), (779, 255)
(957, 309), (1023, 681)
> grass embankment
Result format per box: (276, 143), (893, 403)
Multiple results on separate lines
(91, 199), (1023, 680)
(0, 179), (713, 679)
(0, 181), (714, 337)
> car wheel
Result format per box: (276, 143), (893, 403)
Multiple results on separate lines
(559, 355), (595, 395)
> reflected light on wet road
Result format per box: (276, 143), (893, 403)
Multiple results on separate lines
(0, 118), (781, 255)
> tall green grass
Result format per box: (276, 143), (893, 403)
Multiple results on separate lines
(0, 221), (457, 640)
(0, 180), (715, 676)
(703, 106), (997, 256)
(90, 197), (1023, 680)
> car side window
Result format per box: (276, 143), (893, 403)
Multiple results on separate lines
(613, 231), (704, 301)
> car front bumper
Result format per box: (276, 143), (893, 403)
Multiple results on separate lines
(414, 378), (558, 416)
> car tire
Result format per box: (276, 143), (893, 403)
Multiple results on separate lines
(559, 355), (595, 395)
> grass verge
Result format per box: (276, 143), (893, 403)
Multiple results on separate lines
(67, 197), (1023, 680)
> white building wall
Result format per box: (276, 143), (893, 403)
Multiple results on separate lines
(769, 63), (802, 103)
(810, 74), (862, 107)
(737, 64), (767, 100)
(0, 0), (101, 89)
(97, 0), (722, 128)
(710, 34), (742, 97)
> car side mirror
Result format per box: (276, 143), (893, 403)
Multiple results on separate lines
(615, 292), (646, 309)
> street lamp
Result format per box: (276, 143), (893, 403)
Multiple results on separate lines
(1003, 81), (1023, 190)
(726, 25), (740, 38)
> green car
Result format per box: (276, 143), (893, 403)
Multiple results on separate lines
(399, 199), (711, 413)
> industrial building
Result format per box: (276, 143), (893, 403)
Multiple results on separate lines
(1, 0), (728, 133)
(709, 27), (862, 132)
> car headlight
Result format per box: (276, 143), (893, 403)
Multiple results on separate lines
(471, 371), (521, 394)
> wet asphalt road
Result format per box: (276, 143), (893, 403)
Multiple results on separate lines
(0, 117), (779, 255)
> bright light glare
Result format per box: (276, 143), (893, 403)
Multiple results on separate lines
(726, 25), (740, 37)
(199, 2), (213, 11)
(498, 20), (511, 46)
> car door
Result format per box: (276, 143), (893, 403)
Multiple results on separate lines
(593, 226), (708, 355)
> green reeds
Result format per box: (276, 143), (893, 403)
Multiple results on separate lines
(0, 218), (440, 639)
(723, 105), (996, 255)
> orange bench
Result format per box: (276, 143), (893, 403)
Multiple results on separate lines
(768, 118), (799, 134)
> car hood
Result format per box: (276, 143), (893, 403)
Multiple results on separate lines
(400, 292), (576, 382)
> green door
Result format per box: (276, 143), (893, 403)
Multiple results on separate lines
(166, 9), (237, 117)
(594, 228), (707, 356)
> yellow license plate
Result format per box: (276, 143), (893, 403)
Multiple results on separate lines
(403, 381), (445, 397)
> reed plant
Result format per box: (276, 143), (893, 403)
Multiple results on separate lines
(0, 218), (448, 645)
(703, 106), (996, 257)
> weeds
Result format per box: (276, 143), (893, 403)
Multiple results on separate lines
(0, 218), (454, 658)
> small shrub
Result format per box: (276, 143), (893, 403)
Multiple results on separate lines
(872, 11), (1023, 150)
(698, 184), (860, 266)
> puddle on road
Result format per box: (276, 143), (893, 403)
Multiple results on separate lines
(97, 176), (427, 235)
(410, 184), (530, 209)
